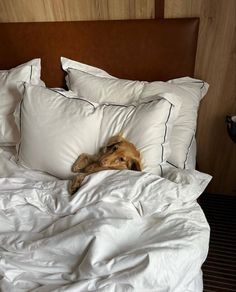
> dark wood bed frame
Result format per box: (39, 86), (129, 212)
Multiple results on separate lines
(0, 18), (199, 88)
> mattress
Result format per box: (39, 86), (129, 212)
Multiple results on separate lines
(0, 148), (211, 291)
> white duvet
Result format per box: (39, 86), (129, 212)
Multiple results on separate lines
(0, 149), (211, 292)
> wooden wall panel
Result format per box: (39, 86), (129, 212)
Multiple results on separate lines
(0, 0), (235, 195)
(165, 0), (236, 195)
(0, 0), (155, 22)
(165, 0), (202, 17)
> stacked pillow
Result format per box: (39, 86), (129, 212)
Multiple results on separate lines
(2, 57), (208, 179)
(62, 57), (209, 170)
(0, 59), (44, 146)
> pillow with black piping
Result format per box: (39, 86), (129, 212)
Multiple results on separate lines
(17, 83), (181, 179)
(0, 59), (44, 146)
(61, 57), (209, 169)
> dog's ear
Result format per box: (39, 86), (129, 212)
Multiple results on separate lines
(106, 134), (124, 147)
(100, 134), (124, 154)
(130, 159), (142, 171)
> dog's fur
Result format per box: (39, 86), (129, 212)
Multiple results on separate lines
(68, 135), (142, 195)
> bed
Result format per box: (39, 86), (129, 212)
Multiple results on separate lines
(0, 19), (211, 292)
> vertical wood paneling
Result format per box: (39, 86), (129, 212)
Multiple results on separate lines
(165, 0), (202, 17)
(154, 0), (164, 18)
(165, 0), (236, 195)
(0, 0), (155, 22)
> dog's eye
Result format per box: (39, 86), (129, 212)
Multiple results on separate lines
(118, 157), (125, 162)
(112, 146), (118, 152)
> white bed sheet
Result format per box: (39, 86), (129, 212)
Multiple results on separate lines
(0, 149), (211, 292)
(0, 146), (16, 156)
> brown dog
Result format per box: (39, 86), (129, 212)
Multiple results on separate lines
(68, 135), (142, 195)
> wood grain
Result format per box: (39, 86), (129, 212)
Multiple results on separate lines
(165, 0), (236, 195)
(165, 0), (202, 17)
(0, 0), (155, 22)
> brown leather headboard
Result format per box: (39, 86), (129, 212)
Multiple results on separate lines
(0, 18), (199, 88)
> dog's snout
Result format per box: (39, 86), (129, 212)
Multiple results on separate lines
(100, 158), (109, 166)
(100, 155), (118, 167)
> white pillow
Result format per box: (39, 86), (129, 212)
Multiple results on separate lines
(0, 59), (44, 146)
(17, 84), (180, 179)
(61, 57), (209, 169)
(62, 58), (145, 104)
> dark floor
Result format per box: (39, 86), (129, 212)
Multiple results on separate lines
(200, 194), (236, 292)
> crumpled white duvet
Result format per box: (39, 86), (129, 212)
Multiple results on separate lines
(0, 149), (211, 292)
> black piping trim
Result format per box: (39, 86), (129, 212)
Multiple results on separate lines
(100, 96), (173, 109)
(183, 134), (195, 169)
(200, 81), (205, 89)
(17, 99), (23, 159)
(22, 81), (27, 96)
(102, 100), (156, 108)
(102, 97), (173, 108)
(67, 67), (116, 79)
(49, 88), (96, 109)
(16, 83), (27, 159)
(103, 103), (136, 108)
(187, 80), (205, 89)
(161, 103), (173, 163)
(49, 88), (167, 110)
(166, 161), (178, 169)
(160, 164), (163, 177)
(30, 65), (33, 82)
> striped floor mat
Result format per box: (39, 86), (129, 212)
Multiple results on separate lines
(201, 194), (236, 292)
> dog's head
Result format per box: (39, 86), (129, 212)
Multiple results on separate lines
(99, 134), (142, 171)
